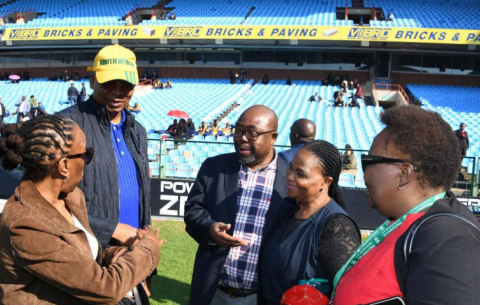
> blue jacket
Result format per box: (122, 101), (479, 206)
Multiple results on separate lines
(279, 143), (305, 164)
(59, 97), (151, 247)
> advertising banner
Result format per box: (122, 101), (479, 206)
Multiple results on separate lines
(4, 25), (480, 45)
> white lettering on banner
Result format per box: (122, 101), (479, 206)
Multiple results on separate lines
(160, 181), (193, 193)
(458, 198), (480, 207)
(159, 195), (178, 216)
(159, 195), (188, 216)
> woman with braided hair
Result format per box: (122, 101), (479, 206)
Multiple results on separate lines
(0, 115), (164, 305)
(260, 140), (360, 304)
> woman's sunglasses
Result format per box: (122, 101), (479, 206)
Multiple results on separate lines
(64, 147), (94, 165)
(361, 154), (419, 172)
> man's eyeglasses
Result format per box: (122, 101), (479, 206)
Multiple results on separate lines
(99, 81), (135, 93)
(64, 147), (94, 165)
(361, 154), (419, 172)
(233, 129), (277, 141)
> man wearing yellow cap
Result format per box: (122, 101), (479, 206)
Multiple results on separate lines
(59, 45), (152, 253)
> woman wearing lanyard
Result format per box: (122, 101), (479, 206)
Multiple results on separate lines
(330, 106), (480, 304)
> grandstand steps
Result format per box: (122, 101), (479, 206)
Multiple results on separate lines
(133, 85), (154, 97)
(404, 87), (421, 106)
(241, 6), (256, 25)
(216, 102), (238, 122)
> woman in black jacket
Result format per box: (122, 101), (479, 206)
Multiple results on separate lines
(331, 106), (480, 305)
(456, 122), (469, 157)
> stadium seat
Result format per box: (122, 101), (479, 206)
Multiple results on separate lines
(339, 173), (356, 188)
(165, 163), (176, 177)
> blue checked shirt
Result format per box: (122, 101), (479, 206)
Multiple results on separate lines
(219, 153), (278, 291)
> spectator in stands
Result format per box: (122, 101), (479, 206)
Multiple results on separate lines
(379, 11), (386, 20)
(153, 79), (164, 89)
(160, 10), (167, 20)
(37, 101), (45, 111)
(198, 121), (208, 136)
(229, 70), (236, 84)
(167, 119), (178, 136)
(348, 81), (354, 90)
(348, 94), (360, 108)
(67, 83), (79, 105)
(170, 11), (176, 20)
(341, 144), (357, 175)
(185, 105), (295, 305)
(0, 98), (6, 130)
(286, 76), (292, 86)
(261, 74), (270, 85)
(334, 94), (344, 107)
(22, 71), (30, 81)
(0, 116), (163, 304)
(279, 118), (316, 163)
(455, 123), (469, 158)
(79, 83), (87, 103)
(61, 70), (69, 82)
(210, 119), (221, 137)
(49, 74), (57, 81)
(13, 96), (30, 125)
(131, 102), (141, 113)
(262, 140), (360, 304)
(58, 45), (155, 272)
(174, 118), (188, 139)
(29, 95), (37, 108)
(222, 122), (233, 137)
(240, 69), (247, 84)
(72, 72), (81, 81)
(387, 11), (394, 21)
(353, 78), (358, 89)
(331, 106), (480, 304)
(309, 92), (322, 102)
(324, 73), (334, 86)
(166, 79), (172, 89)
(355, 83), (364, 99)
(186, 118), (196, 138)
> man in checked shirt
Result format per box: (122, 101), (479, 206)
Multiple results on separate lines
(185, 105), (296, 305)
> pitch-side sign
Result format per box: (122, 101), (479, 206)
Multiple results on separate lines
(4, 26), (480, 45)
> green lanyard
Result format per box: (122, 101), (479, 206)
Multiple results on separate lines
(331, 192), (446, 299)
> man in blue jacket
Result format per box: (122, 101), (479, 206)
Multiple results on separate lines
(59, 45), (151, 250)
(279, 119), (316, 164)
(185, 105), (296, 305)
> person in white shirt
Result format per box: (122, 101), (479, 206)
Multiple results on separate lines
(13, 96), (30, 125)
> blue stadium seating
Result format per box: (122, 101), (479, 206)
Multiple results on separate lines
(370, 0), (480, 29)
(408, 84), (480, 172)
(2, 0), (477, 29)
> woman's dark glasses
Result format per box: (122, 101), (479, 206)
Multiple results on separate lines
(361, 154), (419, 172)
(65, 147), (94, 165)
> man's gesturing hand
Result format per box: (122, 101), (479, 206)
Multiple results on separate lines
(209, 222), (249, 248)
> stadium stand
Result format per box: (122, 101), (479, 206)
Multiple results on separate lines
(142, 0), (354, 26)
(2, 0), (477, 29)
(1, 0), (158, 28)
(370, 0), (480, 29)
(408, 84), (480, 174)
(0, 77), (383, 186)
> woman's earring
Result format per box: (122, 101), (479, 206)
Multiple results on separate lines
(63, 174), (70, 183)
(397, 182), (405, 190)
(315, 188), (324, 198)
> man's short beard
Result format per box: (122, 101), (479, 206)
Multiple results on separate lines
(238, 153), (257, 165)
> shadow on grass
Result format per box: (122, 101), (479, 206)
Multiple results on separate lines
(150, 275), (191, 305)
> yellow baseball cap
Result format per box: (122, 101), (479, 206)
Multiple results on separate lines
(87, 44), (138, 85)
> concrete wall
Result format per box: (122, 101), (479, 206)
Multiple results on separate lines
(0, 67), (370, 83)
(392, 72), (480, 88)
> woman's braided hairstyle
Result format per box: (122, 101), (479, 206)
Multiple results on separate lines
(302, 140), (347, 210)
(0, 115), (76, 182)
